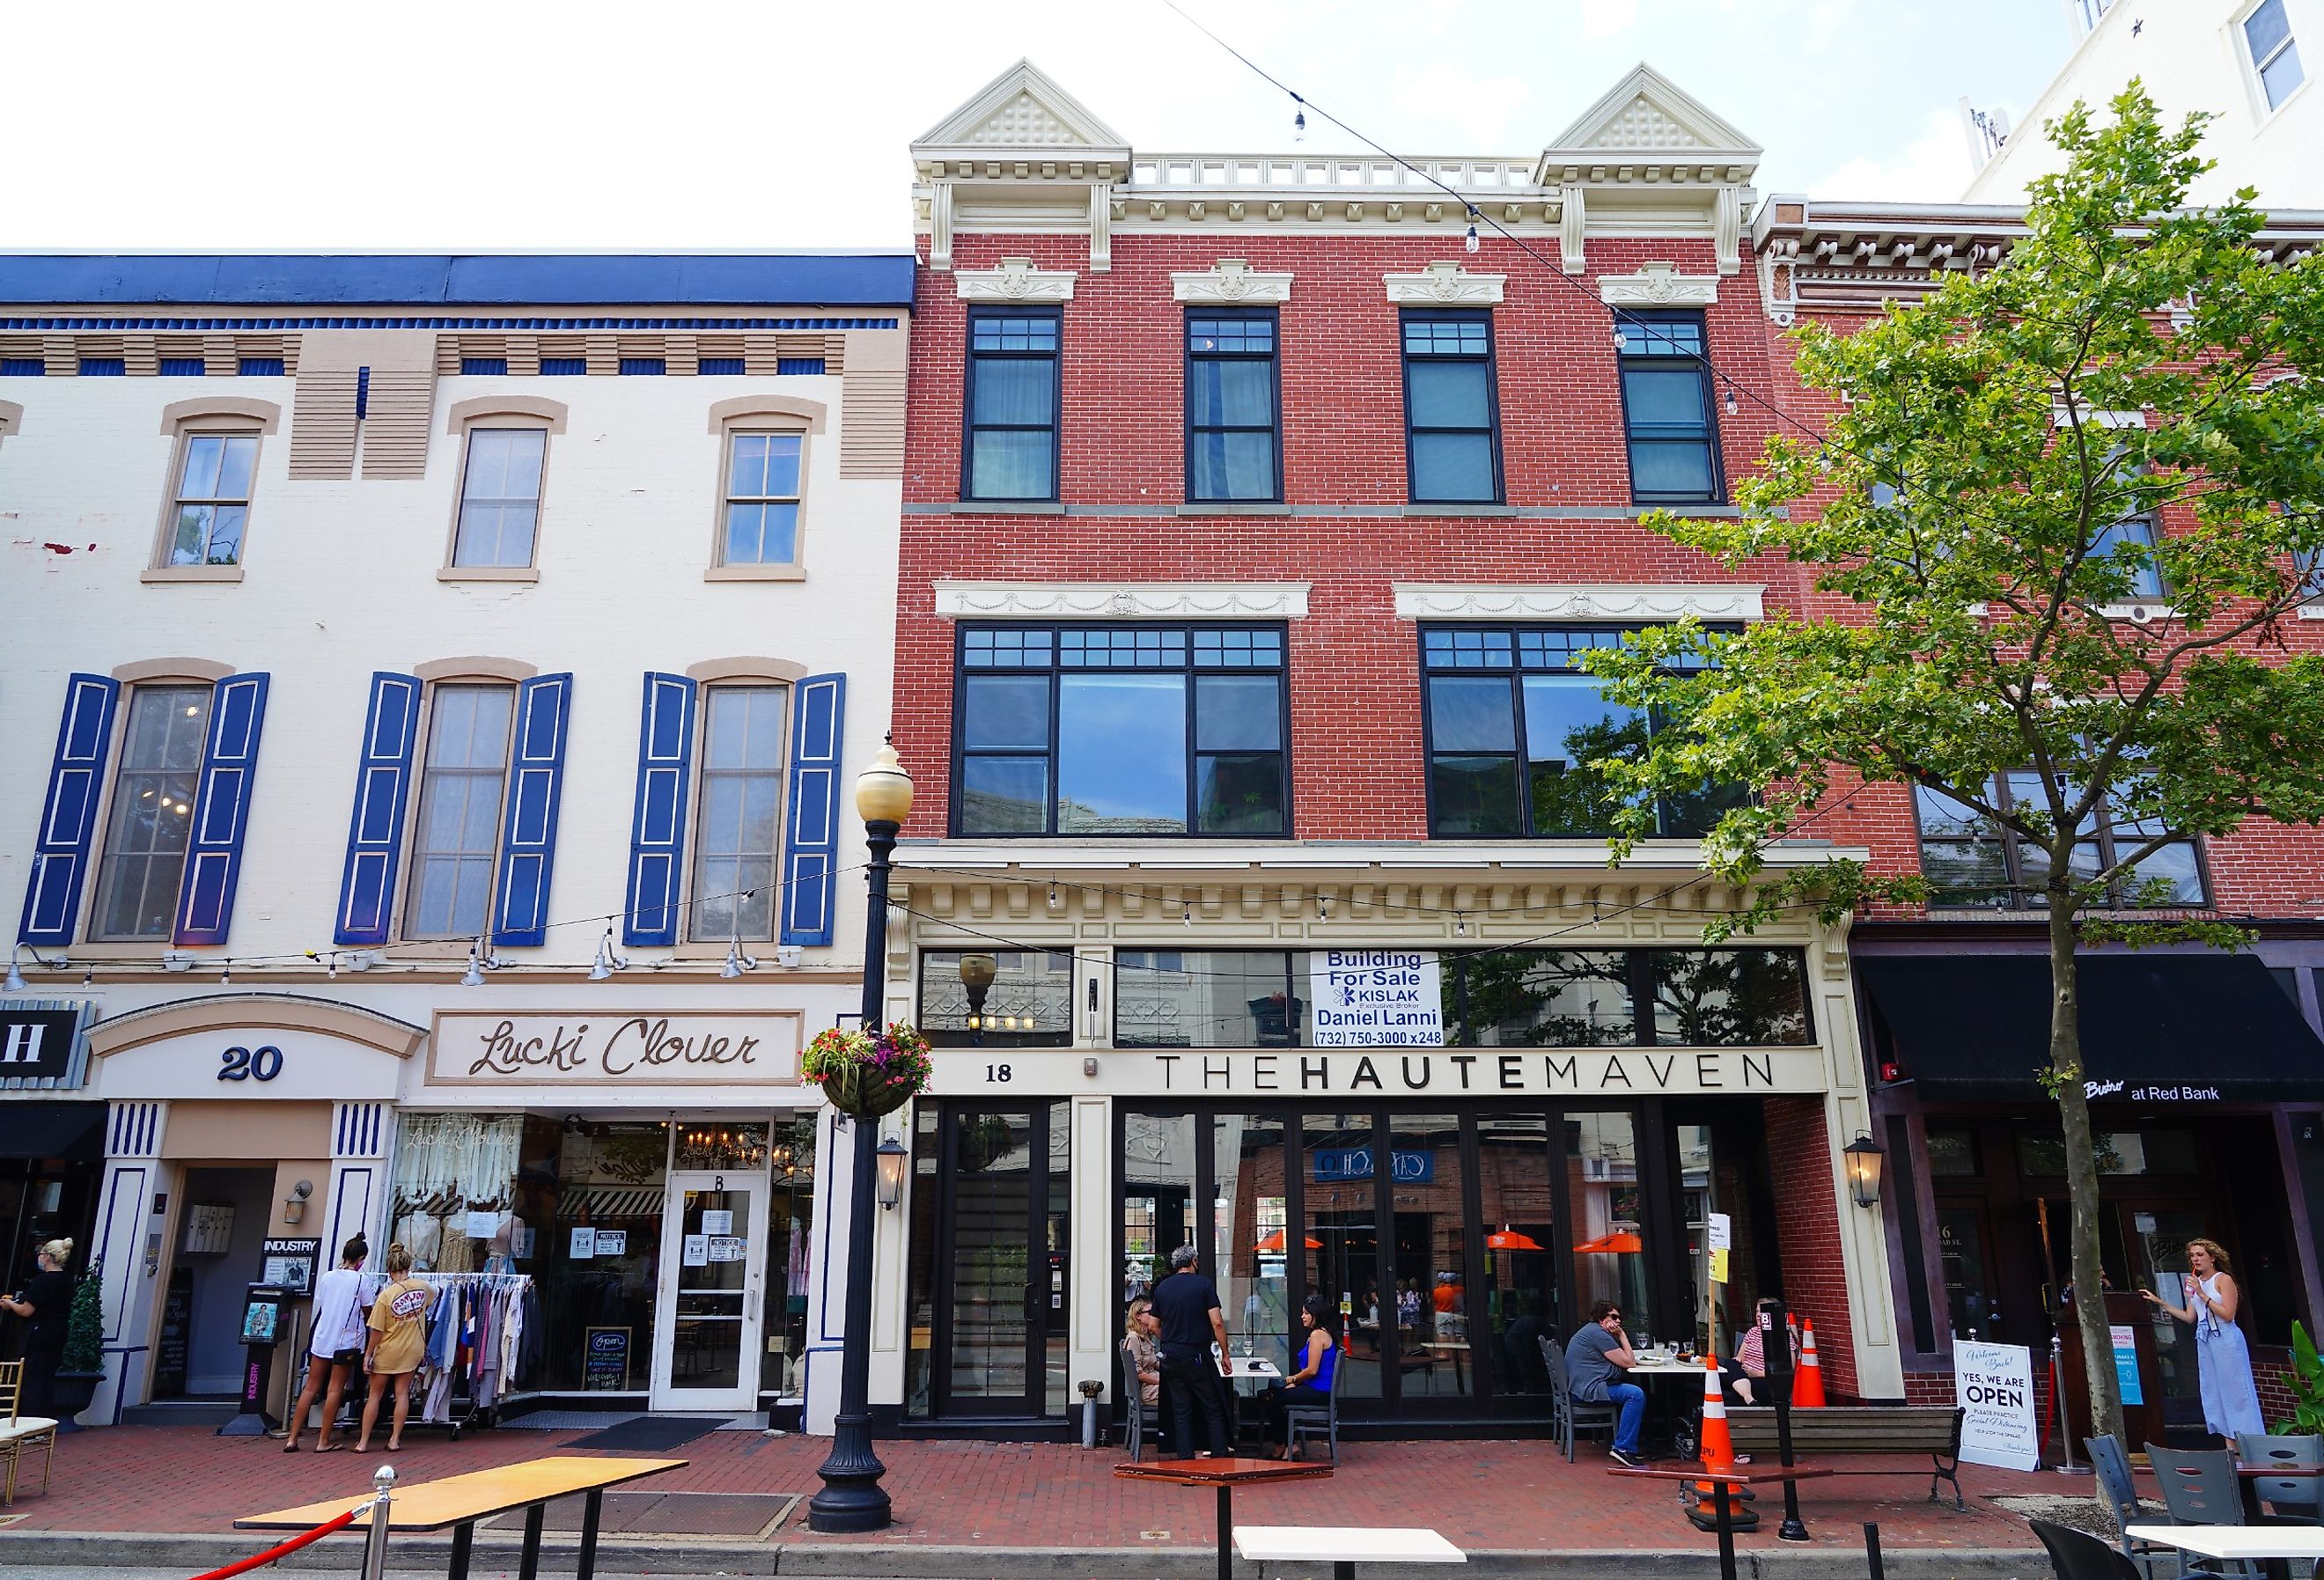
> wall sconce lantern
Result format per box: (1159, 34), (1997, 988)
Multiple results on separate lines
(876, 1136), (908, 1209)
(1842, 1133), (1886, 1209)
(283, 1178), (314, 1225)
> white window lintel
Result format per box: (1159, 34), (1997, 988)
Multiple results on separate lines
(1393, 583), (1765, 622)
(934, 580), (1310, 620)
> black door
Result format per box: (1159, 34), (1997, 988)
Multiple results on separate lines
(930, 1104), (1069, 1419)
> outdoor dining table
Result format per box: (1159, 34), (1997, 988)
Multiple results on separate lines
(1611, 1461), (1833, 1580)
(2127, 1521), (2324, 1574)
(1118, 1455), (1333, 1580)
(1627, 1357), (1712, 1459)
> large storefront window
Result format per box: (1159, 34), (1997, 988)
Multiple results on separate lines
(1568, 1111), (1651, 1344)
(920, 950), (1076, 1047)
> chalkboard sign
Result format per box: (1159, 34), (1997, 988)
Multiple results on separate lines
(153, 1267), (193, 1398)
(584, 1326), (630, 1391)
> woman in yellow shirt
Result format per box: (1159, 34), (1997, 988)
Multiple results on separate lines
(356, 1243), (430, 1453)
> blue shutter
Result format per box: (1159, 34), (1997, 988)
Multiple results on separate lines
(491, 673), (574, 949)
(333, 673), (422, 945)
(173, 672), (270, 947)
(622, 672), (697, 948)
(780, 673), (846, 947)
(17, 675), (121, 947)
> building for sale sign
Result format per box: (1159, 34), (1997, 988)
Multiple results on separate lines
(1309, 952), (1445, 1048)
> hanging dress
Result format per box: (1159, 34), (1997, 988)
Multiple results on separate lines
(2194, 1272), (2267, 1438)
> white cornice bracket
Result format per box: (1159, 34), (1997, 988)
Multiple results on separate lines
(955, 257), (1077, 304)
(1383, 261), (1506, 305)
(935, 580), (1312, 620)
(1173, 259), (1293, 305)
(1600, 261), (1720, 307)
(1393, 583), (1765, 622)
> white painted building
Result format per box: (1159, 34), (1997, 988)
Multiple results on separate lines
(1963, 0), (2320, 207)
(0, 254), (913, 1429)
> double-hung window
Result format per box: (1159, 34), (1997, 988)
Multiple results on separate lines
(955, 624), (1289, 836)
(2245, 0), (2305, 109)
(1185, 312), (1280, 502)
(406, 685), (516, 937)
(964, 308), (1060, 502)
(692, 686), (788, 941)
(1401, 311), (1502, 503)
(451, 429), (548, 568)
(93, 685), (212, 937)
(723, 433), (804, 566)
(165, 430), (259, 566)
(1916, 774), (2204, 908)
(1616, 312), (1724, 504)
(1422, 625), (1738, 839)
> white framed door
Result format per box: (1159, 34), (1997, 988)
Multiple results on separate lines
(650, 1169), (770, 1411)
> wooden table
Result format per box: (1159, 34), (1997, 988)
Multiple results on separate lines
(1118, 1456), (1333, 1580)
(1235, 1523), (1465, 1580)
(1611, 1461), (1834, 1580)
(237, 1455), (685, 1580)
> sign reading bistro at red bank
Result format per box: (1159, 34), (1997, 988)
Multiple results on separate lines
(428, 1010), (803, 1086)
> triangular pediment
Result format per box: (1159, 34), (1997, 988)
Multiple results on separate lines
(1539, 62), (1761, 170)
(914, 59), (1129, 161)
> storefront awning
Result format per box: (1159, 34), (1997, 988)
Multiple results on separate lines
(1859, 952), (2324, 1104)
(0, 1100), (106, 1162)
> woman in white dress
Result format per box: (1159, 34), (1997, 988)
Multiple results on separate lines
(2143, 1237), (2266, 1442)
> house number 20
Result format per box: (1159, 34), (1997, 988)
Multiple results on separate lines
(219, 1045), (283, 1082)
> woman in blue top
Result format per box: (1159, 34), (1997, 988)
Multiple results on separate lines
(1264, 1295), (1341, 1459)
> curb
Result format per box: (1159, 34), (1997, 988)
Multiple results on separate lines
(0, 1530), (2049, 1579)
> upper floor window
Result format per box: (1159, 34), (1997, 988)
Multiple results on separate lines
(452, 428), (548, 568)
(93, 685), (212, 938)
(1401, 311), (1502, 503)
(1616, 312), (1724, 504)
(964, 308), (1060, 502)
(692, 686), (788, 941)
(1915, 774), (2205, 909)
(1186, 312), (1280, 502)
(164, 430), (259, 567)
(1422, 624), (1738, 840)
(954, 624), (1289, 837)
(406, 684), (516, 937)
(723, 433), (804, 567)
(2245, 0), (2305, 109)
(2088, 510), (2166, 599)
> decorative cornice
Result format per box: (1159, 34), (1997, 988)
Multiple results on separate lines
(1392, 583), (1765, 622)
(954, 257), (1077, 304)
(1172, 259), (1293, 305)
(1599, 261), (1719, 306)
(1383, 261), (1505, 305)
(934, 580), (1311, 620)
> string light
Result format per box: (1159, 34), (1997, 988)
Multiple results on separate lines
(219, 960), (232, 987)
(1048, 880), (1061, 908)
(1464, 207), (1481, 255)
(1292, 103), (1306, 141)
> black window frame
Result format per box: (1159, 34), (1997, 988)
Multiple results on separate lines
(950, 621), (1293, 839)
(1913, 773), (2210, 911)
(1399, 308), (1504, 504)
(1183, 308), (1283, 503)
(1614, 310), (1725, 506)
(962, 305), (1063, 503)
(1417, 622), (1738, 841)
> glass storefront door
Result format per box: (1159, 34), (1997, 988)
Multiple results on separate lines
(651, 1171), (769, 1411)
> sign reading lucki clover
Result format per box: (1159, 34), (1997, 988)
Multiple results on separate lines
(1308, 952), (1445, 1049)
(430, 1011), (803, 1085)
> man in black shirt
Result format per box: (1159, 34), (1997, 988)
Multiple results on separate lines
(1149, 1244), (1232, 1458)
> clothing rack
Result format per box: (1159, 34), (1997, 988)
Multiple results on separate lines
(405, 1272), (535, 1441)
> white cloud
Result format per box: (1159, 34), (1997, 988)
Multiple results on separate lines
(1582, 0), (1640, 40)
(1810, 107), (1975, 200)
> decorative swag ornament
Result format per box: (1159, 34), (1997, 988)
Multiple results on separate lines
(804, 1022), (934, 1117)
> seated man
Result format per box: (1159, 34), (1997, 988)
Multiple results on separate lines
(1566, 1301), (1646, 1467)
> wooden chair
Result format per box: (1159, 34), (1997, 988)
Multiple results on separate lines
(0, 1359), (61, 1508)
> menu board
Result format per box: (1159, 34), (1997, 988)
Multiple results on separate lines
(585, 1326), (630, 1391)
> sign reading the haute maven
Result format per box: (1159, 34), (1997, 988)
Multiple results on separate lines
(429, 1011), (802, 1086)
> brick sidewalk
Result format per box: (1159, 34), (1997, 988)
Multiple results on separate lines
(1, 1424), (2064, 1556)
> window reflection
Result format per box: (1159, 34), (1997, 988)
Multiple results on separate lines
(1478, 1114), (1556, 1394)
(1391, 1113), (1473, 1398)
(919, 950), (1075, 1047)
(1305, 1112), (1383, 1399)
(1116, 952), (1302, 1047)
(1568, 1111), (1651, 1344)
(1448, 950), (1634, 1047)
(1212, 1113), (1290, 1375)
(1649, 950), (1813, 1046)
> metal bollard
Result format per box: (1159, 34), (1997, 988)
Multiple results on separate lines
(360, 1465), (396, 1580)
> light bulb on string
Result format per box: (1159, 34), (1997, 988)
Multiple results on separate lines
(220, 959), (232, 987)
(1048, 880), (1061, 908)
(1725, 385), (1739, 416)
(1292, 101), (1306, 142)
(1183, 904), (1193, 929)
(1464, 208), (1481, 254)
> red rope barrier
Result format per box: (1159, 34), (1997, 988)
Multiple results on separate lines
(188, 1506), (360, 1580)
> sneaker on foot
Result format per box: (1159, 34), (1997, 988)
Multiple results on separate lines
(1610, 1448), (1646, 1469)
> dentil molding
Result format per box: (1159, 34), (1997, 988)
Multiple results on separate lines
(1600, 261), (1720, 306)
(1383, 261), (1506, 305)
(954, 257), (1077, 303)
(1393, 583), (1764, 621)
(934, 580), (1312, 620)
(1173, 258), (1294, 305)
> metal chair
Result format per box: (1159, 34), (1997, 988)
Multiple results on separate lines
(2086, 1435), (2173, 1578)
(2237, 1432), (2324, 1522)
(1284, 1341), (1344, 1465)
(2149, 1444), (2259, 1579)
(1544, 1343), (1617, 1462)
(1119, 1343), (1148, 1463)
(2031, 1518), (2228, 1580)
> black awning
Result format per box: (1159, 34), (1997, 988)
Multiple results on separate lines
(1858, 952), (2324, 1104)
(0, 1100), (106, 1163)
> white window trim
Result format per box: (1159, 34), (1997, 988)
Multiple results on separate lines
(680, 679), (794, 948)
(932, 580), (1311, 619)
(397, 678), (521, 945)
(1392, 583), (1765, 622)
(955, 257), (1077, 303)
(1383, 261), (1505, 305)
(1173, 259), (1293, 305)
(85, 678), (218, 946)
(2232, 0), (2310, 121)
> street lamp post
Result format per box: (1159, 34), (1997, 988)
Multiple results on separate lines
(807, 741), (913, 1533)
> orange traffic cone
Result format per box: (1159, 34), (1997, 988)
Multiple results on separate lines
(1697, 1355), (1735, 1467)
(1792, 1317), (1828, 1407)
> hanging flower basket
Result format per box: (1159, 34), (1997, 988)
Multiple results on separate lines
(804, 1022), (934, 1118)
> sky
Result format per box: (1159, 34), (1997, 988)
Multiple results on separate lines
(8, 0), (2078, 250)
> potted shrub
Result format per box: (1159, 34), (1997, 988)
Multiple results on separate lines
(802, 1022), (933, 1118)
(50, 1259), (105, 1428)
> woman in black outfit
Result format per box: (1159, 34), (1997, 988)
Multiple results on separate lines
(1, 1237), (77, 1419)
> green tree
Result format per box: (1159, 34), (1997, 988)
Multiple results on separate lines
(1587, 85), (2324, 1441)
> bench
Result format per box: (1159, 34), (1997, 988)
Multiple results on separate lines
(1236, 1524), (1466, 1580)
(1725, 1404), (1967, 1510)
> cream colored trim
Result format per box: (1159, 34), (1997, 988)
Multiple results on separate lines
(955, 257), (1077, 302)
(414, 655), (538, 682)
(437, 566), (542, 584)
(0, 398), (22, 443)
(112, 657), (233, 682)
(685, 656), (812, 683)
(1384, 261), (1506, 305)
(444, 394), (568, 434)
(708, 417), (814, 575)
(703, 565), (809, 583)
(704, 394), (827, 435)
(934, 580), (1311, 619)
(158, 396), (282, 435)
(1600, 261), (1720, 306)
(141, 565), (246, 584)
(1392, 583), (1766, 621)
(88, 992), (426, 1060)
(1172, 259), (1293, 305)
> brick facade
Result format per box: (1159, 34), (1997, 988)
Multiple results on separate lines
(1761, 1096), (1860, 1400)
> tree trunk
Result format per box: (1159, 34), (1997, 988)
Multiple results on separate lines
(2048, 900), (2125, 1445)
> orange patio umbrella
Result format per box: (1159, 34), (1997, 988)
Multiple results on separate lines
(1254, 1228), (1324, 1252)
(1571, 1230), (1644, 1253)
(1486, 1228), (1544, 1251)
